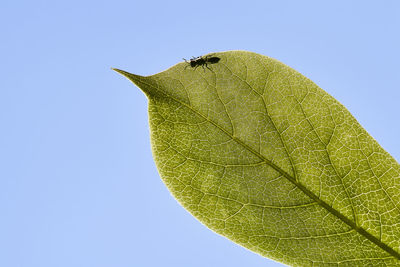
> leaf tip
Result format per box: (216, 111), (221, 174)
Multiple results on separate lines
(112, 68), (154, 97)
(112, 67), (132, 77)
(112, 68), (144, 84)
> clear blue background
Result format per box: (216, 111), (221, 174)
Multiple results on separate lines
(1, 1), (400, 266)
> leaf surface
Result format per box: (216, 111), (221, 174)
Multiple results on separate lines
(114, 51), (400, 266)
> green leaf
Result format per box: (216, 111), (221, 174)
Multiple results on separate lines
(114, 51), (400, 266)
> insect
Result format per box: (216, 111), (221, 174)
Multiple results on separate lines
(183, 55), (221, 71)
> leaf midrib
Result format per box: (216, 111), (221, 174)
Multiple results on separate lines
(126, 71), (400, 260)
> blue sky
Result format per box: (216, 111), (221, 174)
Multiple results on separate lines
(1, 1), (400, 266)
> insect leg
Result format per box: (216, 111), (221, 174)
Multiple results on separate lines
(183, 59), (189, 70)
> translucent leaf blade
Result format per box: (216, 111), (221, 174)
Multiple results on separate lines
(114, 51), (400, 266)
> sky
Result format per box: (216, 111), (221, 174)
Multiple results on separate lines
(1, 1), (400, 266)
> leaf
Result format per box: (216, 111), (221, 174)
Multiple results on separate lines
(114, 51), (400, 266)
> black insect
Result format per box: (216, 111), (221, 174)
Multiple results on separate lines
(183, 55), (221, 71)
